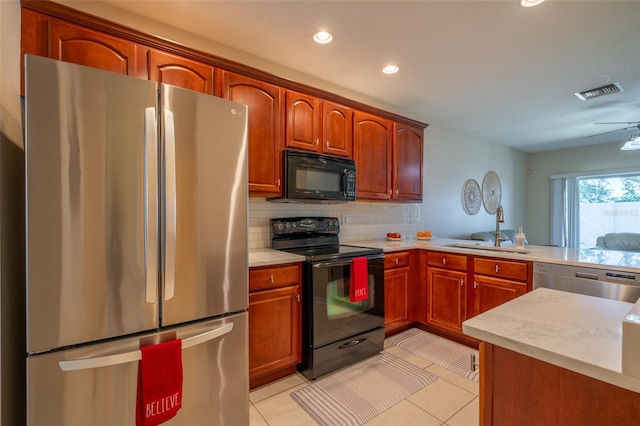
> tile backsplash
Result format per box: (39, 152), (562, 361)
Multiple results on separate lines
(249, 198), (421, 249)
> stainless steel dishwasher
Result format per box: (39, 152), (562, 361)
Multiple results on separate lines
(533, 262), (640, 302)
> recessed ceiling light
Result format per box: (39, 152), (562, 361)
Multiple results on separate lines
(520, 0), (545, 7)
(313, 31), (333, 44)
(382, 65), (399, 75)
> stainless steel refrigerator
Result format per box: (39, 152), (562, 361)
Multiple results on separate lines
(24, 55), (249, 426)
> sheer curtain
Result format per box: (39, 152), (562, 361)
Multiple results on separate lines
(550, 176), (580, 248)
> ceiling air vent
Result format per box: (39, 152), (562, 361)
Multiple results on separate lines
(574, 82), (624, 101)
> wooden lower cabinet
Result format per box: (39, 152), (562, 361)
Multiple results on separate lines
(384, 251), (411, 334)
(427, 267), (467, 333)
(481, 343), (640, 426)
(469, 257), (531, 318)
(248, 263), (301, 389)
(426, 252), (468, 334)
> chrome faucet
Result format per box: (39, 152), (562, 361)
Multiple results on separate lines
(494, 205), (505, 247)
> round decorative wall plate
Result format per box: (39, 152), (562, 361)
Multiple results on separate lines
(462, 179), (481, 215)
(482, 171), (502, 214)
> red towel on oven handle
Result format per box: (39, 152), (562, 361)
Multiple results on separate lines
(136, 339), (183, 426)
(350, 257), (369, 302)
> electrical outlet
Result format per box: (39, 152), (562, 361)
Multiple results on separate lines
(341, 214), (349, 224)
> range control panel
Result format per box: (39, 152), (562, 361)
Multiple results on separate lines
(271, 217), (340, 236)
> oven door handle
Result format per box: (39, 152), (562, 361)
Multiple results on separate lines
(312, 254), (385, 268)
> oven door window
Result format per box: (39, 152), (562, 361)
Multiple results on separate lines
(326, 275), (372, 318)
(311, 258), (384, 347)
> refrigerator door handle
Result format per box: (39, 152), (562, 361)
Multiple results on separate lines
(58, 323), (234, 371)
(144, 107), (158, 304)
(163, 108), (177, 301)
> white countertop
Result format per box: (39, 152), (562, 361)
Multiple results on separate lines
(250, 236), (640, 272)
(347, 237), (640, 273)
(463, 288), (640, 393)
(248, 248), (305, 268)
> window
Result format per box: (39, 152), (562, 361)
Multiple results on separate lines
(550, 169), (640, 248)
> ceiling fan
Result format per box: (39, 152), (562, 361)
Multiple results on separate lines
(588, 121), (640, 138)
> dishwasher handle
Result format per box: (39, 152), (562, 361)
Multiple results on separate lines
(575, 272), (599, 280)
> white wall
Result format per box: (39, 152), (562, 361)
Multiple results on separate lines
(526, 141), (640, 245)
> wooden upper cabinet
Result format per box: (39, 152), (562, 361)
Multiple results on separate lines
(219, 71), (284, 196)
(322, 101), (353, 158)
(285, 91), (321, 152)
(353, 110), (393, 200)
(393, 123), (423, 201)
(285, 91), (353, 158)
(48, 20), (138, 76)
(147, 49), (214, 94)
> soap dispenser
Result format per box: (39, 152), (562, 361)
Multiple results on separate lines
(515, 227), (526, 249)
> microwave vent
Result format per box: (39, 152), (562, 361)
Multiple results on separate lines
(574, 82), (624, 101)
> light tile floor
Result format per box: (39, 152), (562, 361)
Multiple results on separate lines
(249, 339), (479, 426)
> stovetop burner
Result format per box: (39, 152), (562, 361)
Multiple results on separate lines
(270, 217), (382, 261)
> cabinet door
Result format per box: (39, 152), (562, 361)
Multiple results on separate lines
(322, 101), (353, 158)
(248, 285), (301, 380)
(393, 123), (423, 201)
(48, 20), (138, 76)
(427, 267), (467, 333)
(147, 49), (214, 94)
(220, 71), (283, 196)
(384, 267), (410, 331)
(285, 90), (321, 152)
(470, 275), (527, 318)
(353, 110), (393, 200)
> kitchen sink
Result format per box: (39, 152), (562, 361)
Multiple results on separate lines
(445, 243), (536, 254)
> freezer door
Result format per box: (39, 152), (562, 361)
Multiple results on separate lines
(25, 55), (159, 353)
(160, 85), (249, 325)
(27, 312), (249, 426)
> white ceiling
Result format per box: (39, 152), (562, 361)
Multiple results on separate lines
(100, 0), (639, 153)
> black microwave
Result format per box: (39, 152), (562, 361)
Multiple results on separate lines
(268, 150), (356, 203)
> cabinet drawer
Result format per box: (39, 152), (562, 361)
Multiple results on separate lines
(249, 263), (301, 291)
(385, 251), (410, 269)
(427, 251), (467, 271)
(474, 257), (528, 281)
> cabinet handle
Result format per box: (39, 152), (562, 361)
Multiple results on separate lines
(326, 140), (330, 148)
(396, 189), (399, 195)
(470, 353), (479, 372)
(394, 258), (399, 264)
(495, 265), (499, 273)
(473, 281), (478, 289)
(461, 278), (464, 286)
(296, 294), (300, 302)
(277, 178), (281, 187)
(315, 138), (319, 146)
(442, 258), (447, 265)
(268, 274), (274, 283)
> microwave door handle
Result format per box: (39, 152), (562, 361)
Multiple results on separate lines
(163, 108), (177, 300)
(342, 169), (348, 196)
(144, 107), (158, 304)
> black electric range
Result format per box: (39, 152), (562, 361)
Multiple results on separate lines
(270, 217), (382, 261)
(270, 216), (385, 380)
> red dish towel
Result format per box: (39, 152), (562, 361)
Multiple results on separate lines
(136, 339), (183, 426)
(350, 257), (369, 302)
